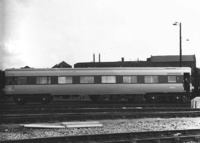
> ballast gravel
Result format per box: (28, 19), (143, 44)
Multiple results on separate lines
(1, 118), (200, 141)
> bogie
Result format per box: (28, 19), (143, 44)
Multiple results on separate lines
(40, 95), (52, 104)
(89, 95), (100, 102)
(13, 96), (27, 105)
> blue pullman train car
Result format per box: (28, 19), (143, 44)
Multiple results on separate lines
(4, 67), (191, 104)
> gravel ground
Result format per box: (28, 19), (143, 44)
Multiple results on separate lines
(1, 117), (200, 141)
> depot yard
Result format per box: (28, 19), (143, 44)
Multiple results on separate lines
(1, 117), (200, 141)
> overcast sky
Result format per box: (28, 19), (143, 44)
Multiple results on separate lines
(0, 0), (200, 69)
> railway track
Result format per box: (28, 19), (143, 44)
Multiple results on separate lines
(0, 100), (197, 124)
(0, 106), (200, 114)
(1, 109), (200, 124)
(0, 100), (191, 108)
(0, 97), (191, 105)
(1, 129), (200, 143)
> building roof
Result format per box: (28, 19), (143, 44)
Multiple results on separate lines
(52, 61), (72, 68)
(74, 61), (152, 68)
(150, 55), (196, 62)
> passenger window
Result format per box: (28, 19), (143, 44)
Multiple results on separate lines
(123, 76), (137, 83)
(18, 77), (27, 85)
(36, 77), (51, 84)
(168, 76), (176, 83)
(152, 76), (158, 83)
(6, 77), (14, 85)
(58, 77), (72, 84)
(80, 76), (94, 83)
(102, 76), (116, 83)
(145, 76), (151, 83)
(145, 76), (158, 83)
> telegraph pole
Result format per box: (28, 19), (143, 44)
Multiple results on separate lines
(173, 22), (182, 67)
(179, 23), (182, 67)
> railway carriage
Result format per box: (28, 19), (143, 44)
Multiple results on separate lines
(0, 70), (5, 100)
(4, 67), (192, 104)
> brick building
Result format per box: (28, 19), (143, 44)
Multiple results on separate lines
(147, 55), (196, 69)
(74, 55), (196, 69)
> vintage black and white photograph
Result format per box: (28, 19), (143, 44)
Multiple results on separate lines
(1, 0), (200, 142)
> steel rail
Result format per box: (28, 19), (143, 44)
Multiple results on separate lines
(1, 110), (200, 124)
(1, 107), (200, 114)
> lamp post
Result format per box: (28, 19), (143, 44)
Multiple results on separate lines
(173, 22), (182, 67)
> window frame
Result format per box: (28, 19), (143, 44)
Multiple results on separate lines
(58, 76), (73, 84)
(5, 77), (15, 85)
(80, 76), (94, 84)
(36, 76), (51, 85)
(144, 76), (158, 83)
(101, 76), (116, 83)
(17, 77), (27, 85)
(168, 75), (177, 83)
(123, 76), (137, 83)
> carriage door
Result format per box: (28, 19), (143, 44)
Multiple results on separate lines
(5, 76), (15, 94)
(183, 73), (190, 93)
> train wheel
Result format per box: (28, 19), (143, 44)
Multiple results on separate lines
(13, 96), (26, 105)
(145, 95), (157, 103)
(174, 95), (182, 103)
(89, 95), (100, 102)
(41, 95), (51, 104)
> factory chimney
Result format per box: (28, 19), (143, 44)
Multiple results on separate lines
(99, 53), (101, 62)
(93, 54), (95, 62)
(121, 57), (124, 62)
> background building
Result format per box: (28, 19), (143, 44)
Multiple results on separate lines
(52, 61), (72, 68)
(74, 55), (196, 69)
(147, 55), (196, 69)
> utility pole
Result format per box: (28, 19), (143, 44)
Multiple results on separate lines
(173, 22), (182, 67)
(179, 23), (182, 67)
